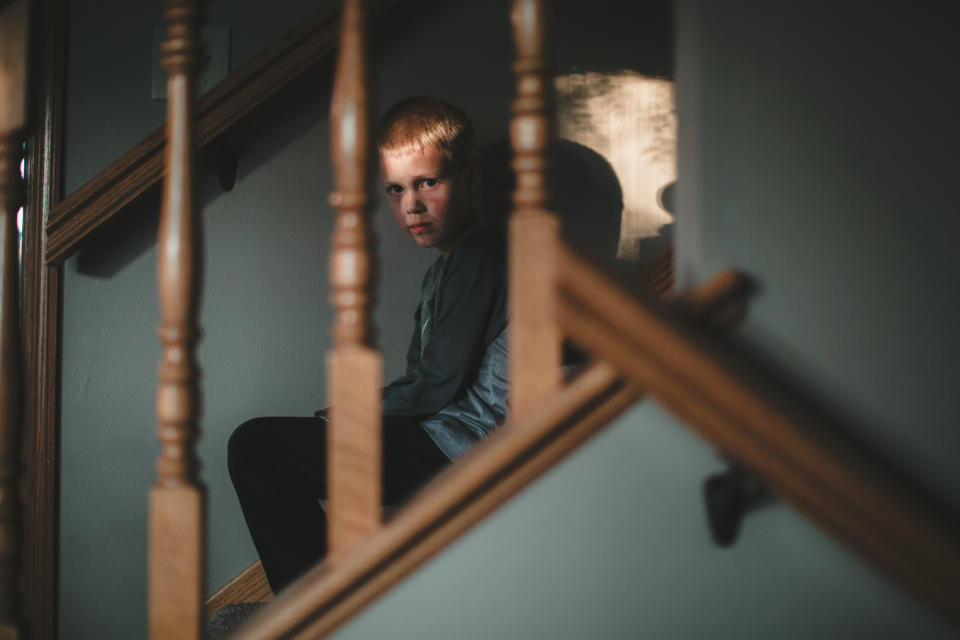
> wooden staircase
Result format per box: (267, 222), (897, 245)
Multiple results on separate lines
(2, 0), (960, 638)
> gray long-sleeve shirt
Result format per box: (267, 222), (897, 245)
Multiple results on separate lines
(381, 228), (509, 458)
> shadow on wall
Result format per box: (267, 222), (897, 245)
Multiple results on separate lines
(76, 187), (162, 278)
(480, 137), (672, 268)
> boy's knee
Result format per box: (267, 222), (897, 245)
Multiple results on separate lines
(228, 418), (272, 473)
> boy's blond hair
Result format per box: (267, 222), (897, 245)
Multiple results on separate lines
(376, 96), (478, 175)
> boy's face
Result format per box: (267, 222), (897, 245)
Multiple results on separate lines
(379, 145), (474, 257)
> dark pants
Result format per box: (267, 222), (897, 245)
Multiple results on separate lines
(228, 414), (449, 593)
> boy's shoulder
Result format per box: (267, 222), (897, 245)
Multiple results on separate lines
(451, 227), (506, 266)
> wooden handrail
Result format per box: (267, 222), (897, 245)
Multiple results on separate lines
(42, 0), (403, 266)
(326, 0), (382, 559)
(555, 245), (960, 626)
(232, 362), (638, 639)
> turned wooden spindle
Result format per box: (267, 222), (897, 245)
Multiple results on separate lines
(326, 0), (383, 559)
(148, 1), (206, 638)
(509, 0), (562, 419)
(0, 1), (29, 637)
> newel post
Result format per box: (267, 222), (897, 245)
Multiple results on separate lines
(0, 2), (29, 637)
(326, 0), (383, 559)
(509, 0), (562, 419)
(148, 0), (206, 638)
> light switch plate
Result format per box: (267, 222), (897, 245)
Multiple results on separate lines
(151, 26), (231, 100)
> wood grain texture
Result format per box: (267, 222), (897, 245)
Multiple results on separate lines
(555, 245), (960, 627)
(326, 0), (383, 560)
(0, 3), (28, 637)
(149, 2), (206, 638)
(43, 0), (403, 266)
(231, 363), (637, 639)
(204, 561), (272, 617)
(327, 350), (382, 558)
(19, 0), (67, 637)
(508, 0), (562, 419)
(149, 488), (205, 640)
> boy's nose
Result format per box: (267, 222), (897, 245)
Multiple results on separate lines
(402, 192), (424, 215)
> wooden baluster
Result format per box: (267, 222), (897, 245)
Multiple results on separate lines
(0, 1), (29, 637)
(326, 0), (382, 559)
(509, 0), (562, 419)
(148, 1), (205, 638)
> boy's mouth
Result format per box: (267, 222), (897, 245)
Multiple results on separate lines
(409, 222), (432, 233)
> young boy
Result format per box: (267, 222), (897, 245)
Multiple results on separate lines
(228, 96), (508, 593)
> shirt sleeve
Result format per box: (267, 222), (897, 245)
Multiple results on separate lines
(381, 243), (506, 417)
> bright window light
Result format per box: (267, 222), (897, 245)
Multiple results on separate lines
(556, 71), (676, 259)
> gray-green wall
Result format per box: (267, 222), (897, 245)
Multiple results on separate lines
(57, 0), (958, 638)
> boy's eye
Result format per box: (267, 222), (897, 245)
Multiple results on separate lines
(421, 178), (439, 189)
(385, 185), (402, 195)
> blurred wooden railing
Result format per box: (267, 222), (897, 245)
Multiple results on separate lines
(554, 246), (960, 625)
